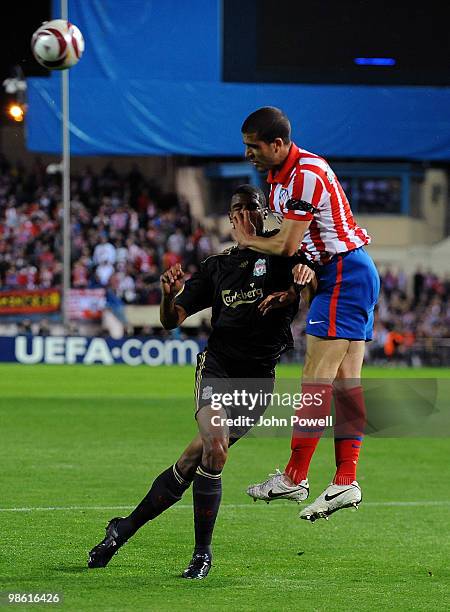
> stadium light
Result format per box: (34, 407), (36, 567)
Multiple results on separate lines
(7, 103), (25, 122)
(3, 66), (27, 123)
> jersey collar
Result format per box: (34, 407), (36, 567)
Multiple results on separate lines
(267, 143), (300, 185)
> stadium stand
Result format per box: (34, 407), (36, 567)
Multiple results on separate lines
(0, 155), (220, 306)
(0, 154), (448, 364)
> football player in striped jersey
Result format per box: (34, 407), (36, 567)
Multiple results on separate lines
(235, 107), (380, 521)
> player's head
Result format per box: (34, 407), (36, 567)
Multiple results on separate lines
(241, 107), (291, 172)
(229, 184), (267, 235)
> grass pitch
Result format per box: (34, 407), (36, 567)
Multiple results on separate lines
(1, 364), (450, 611)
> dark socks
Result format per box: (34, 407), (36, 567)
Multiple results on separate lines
(119, 464), (192, 538)
(193, 464), (222, 557)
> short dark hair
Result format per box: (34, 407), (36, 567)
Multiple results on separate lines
(241, 107), (291, 144)
(232, 184), (266, 208)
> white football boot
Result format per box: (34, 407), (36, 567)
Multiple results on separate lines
(299, 481), (362, 522)
(247, 469), (309, 503)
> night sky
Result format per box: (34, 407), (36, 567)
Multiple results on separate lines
(1, 1), (51, 121)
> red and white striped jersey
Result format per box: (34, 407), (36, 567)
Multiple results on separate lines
(267, 143), (370, 265)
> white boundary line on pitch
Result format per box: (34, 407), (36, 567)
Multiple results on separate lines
(1, 501), (450, 512)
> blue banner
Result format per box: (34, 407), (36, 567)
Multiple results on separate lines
(0, 336), (205, 366)
(24, 0), (450, 160)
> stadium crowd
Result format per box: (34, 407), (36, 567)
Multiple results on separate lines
(0, 155), (219, 305)
(0, 156), (449, 363)
(368, 267), (450, 365)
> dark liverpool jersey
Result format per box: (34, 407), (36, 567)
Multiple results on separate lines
(175, 245), (303, 365)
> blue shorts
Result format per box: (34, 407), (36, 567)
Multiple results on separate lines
(305, 247), (380, 341)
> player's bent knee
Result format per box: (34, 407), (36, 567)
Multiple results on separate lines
(201, 437), (228, 471)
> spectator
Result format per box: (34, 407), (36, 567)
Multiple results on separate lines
(93, 234), (116, 266)
(95, 260), (115, 287)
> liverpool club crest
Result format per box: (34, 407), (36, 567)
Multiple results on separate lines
(253, 258), (267, 277)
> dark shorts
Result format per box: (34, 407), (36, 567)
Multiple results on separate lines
(194, 349), (275, 440)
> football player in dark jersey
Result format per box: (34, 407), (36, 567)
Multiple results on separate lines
(87, 185), (315, 579)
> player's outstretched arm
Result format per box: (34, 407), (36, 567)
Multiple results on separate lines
(160, 263), (188, 329)
(232, 212), (310, 256)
